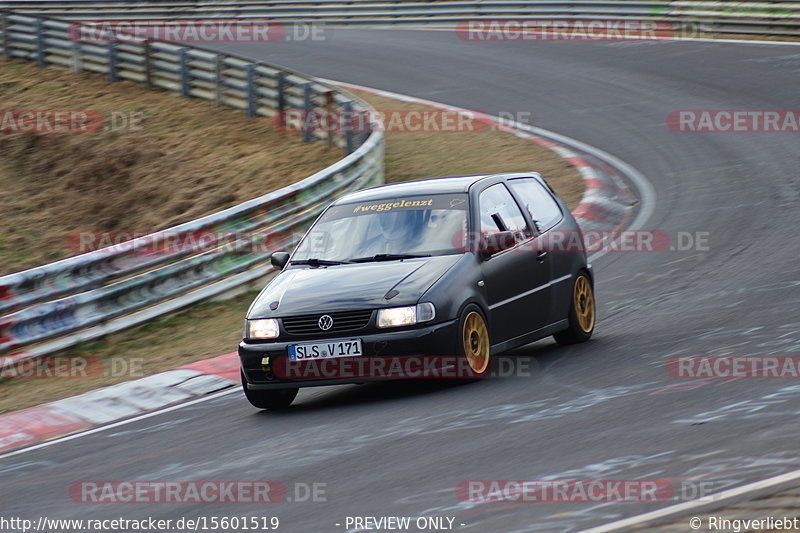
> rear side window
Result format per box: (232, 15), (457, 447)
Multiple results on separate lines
(478, 184), (531, 239)
(508, 178), (563, 232)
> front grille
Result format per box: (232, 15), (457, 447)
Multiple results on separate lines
(282, 310), (374, 336)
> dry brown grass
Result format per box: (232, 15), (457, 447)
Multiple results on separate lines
(0, 59), (341, 274)
(0, 72), (584, 414)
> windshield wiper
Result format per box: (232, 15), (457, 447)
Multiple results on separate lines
(290, 258), (350, 267)
(349, 253), (431, 263)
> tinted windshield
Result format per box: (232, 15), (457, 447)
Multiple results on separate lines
(292, 193), (469, 262)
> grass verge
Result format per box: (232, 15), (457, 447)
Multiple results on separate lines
(0, 59), (341, 274)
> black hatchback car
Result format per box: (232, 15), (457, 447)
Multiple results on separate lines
(239, 173), (595, 409)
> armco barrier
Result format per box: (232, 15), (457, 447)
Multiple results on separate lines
(0, 0), (799, 38)
(0, 11), (384, 365)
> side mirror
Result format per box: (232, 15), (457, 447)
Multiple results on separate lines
(270, 251), (290, 270)
(479, 231), (516, 257)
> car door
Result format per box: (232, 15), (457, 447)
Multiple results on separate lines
(507, 177), (572, 323)
(477, 183), (552, 343)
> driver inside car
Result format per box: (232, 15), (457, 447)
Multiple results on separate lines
(365, 209), (430, 255)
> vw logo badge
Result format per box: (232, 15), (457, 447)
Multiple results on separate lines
(318, 315), (334, 331)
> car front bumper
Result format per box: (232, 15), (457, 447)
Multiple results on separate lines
(239, 319), (460, 389)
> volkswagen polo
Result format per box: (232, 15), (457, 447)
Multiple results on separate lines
(239, 173), (595, 409)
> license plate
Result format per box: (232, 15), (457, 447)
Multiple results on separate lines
(288, 339), (363, 361)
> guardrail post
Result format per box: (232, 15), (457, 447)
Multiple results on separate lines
(323, 90), (335, 150)
(361, 111), (373, 146)
(35, 18), (45, 67)
(71, 39), (82, 73)
(245, 63), (257, 117)
(143, 40), (152, 90)
(275, 71), (286, 127)
(107, 37), (118, 82)
(179, 47), (189, 97)
(214, 54), (222, 106)
(341, 101), (355, 154)
(302, 82), (314, 143)
(2, 12), (10, 58)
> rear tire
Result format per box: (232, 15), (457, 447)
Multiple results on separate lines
(458, 305), (491, 378)
(241, 372), (298, 409)
(553, 271), (595, 345)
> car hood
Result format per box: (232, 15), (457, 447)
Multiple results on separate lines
(247, 255), (461, 318)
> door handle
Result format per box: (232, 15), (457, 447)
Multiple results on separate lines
(536, 251), (548, 262)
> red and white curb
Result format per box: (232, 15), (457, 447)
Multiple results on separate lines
(0, 353), (239, 453)
(0, 83), (640, 455)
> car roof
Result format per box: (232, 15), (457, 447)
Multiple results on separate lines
(335, 172), (541, 204)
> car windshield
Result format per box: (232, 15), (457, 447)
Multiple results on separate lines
(292, 193), (469, 263)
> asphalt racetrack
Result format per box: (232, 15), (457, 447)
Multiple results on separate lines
(3, 30), (800, 533)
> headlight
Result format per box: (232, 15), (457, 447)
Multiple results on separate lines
(377, 303), (436, 328)
(246, 318), (280, 339)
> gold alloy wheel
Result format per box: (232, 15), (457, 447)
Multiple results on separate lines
(463, 311), (490, 374)
(574, 275), (596, 333)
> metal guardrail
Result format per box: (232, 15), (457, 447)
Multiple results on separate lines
(0, 11), (384, 365)
(1, 0), (799, 38)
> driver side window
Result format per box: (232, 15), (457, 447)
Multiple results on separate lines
(478, 184), (531, 240)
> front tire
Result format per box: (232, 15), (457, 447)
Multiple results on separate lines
(459, 305), (491, 378)
(241, 372), (298, 409)
(553, 271), (595, 345)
